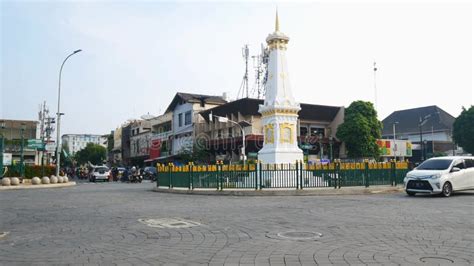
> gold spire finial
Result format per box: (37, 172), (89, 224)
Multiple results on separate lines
(275, 9), (280, 32)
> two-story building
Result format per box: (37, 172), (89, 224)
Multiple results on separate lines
(0, 119), (40, 165)
(196, 98), (346, 163)
(382, 105), (460, 161)
(146, 112), (173, 164)
(129, 120), (152, 167)
(164, 92), (227, 160)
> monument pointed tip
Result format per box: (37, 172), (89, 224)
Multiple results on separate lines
(275, 9), (280, 32)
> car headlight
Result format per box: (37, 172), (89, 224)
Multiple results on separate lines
(430, 174), (442, 179)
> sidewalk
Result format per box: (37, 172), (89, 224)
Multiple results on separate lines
(0, 182), (76, 191)
(154, 185), (404, 196)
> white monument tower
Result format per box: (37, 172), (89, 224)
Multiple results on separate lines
(258, 11), (304, 164)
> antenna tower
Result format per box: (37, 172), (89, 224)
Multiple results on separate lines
(237, 45), (250, 99)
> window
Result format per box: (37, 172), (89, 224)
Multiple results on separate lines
(300, 127), (308, 136)
(452, 160), (465, 170)
(178, 113), (183, 127)
(185, 111), (192, 125)
(218, 129), (222, 138)
(417, 159), (452, 170)
(228, 127), (233, 138)
(310, 127), (325, 137)
(465, 159), (474, 168)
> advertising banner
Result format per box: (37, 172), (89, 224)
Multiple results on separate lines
(377, 139), (412, 157)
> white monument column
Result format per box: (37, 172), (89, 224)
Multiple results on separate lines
(258, 12), (304, 164)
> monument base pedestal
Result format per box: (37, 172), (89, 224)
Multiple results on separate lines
(258, 148), (303, 164)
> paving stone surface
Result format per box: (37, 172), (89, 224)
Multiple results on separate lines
(0, 181), (473, 265)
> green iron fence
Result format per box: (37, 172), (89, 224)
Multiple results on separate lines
(157, 161), (410, 190)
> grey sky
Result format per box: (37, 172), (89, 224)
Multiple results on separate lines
(1, 1), (472, 136)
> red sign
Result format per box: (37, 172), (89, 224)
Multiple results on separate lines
(149, 139), (161, 159)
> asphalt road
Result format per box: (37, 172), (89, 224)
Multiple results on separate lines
(0, 181), (473, 265)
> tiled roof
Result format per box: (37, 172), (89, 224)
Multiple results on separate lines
(382, 105), (455, 136)
(200, 98), (342, 122)
(165, 92), (227, 113)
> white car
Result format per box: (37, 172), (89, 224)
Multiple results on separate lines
(89, 166), (110, 182)
(404, 156), (474, 197)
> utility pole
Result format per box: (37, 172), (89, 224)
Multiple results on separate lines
(392, 122), (399, 161)
(20, 123), (25, 178)
(373, 62), (378, 114)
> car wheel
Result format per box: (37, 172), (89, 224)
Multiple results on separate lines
(442, 182), (452, 197)
(406, 191), (416, 196)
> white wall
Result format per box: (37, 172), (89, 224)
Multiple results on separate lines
(397, 131), (451, 142)
(62, 135), (107, 155)
(172, 103), (194, 155)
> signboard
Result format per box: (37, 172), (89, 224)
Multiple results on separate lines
(3, 153), (12, 166)
(377, 139), (412, 157)
(27, 139), (45, 150)
(248, 152), (258, 158)
(45, 143), (56, 153)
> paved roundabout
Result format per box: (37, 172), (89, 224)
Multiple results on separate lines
(0, 181), (472, 265)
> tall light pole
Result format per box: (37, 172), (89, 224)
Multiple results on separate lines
(20, 123), (26, 178)
(373, 62), (378, 113)
(318, 133), (324, 161)
(329, 136), (334, 162)
(392, 121), (399, 161)
(56, 49), (82, 177)
(0, 121), (5, 178)
(418, 112), (439, 162)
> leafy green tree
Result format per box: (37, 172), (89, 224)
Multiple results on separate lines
(453, 106), (474, 154)
(74, 143), (107, 165)
(336, 101), (382, 159)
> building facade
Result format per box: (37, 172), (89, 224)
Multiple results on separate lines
(148, 113), (173, 164)
(61, 134), (107, 156)
(196, 98), (346, 163)
(164, 92), (227, 159)
(1, 119), (40, 165)
(129, 120), (152, 166)
(382, 105), (460, 161)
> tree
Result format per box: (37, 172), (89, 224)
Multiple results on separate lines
(74, 143), (107, 165)
(336, 101), (382, 159)
(177, 142), (210, 164)
(453, 106), (474, 154)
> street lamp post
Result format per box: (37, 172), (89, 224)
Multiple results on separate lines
(329, 136), (334, 162)
(418, 112), (438, 162)
(20, 123), (26, 178)
(210, 113), (250, 164)
(392, 121), (399, 161)
(55, 49), (82, 177)
(318, 133), (324, 161)
(0, 121), (5, 178)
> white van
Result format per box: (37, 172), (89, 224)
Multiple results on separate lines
(403, 156), (474, 197)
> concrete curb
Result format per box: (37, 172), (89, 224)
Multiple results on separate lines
(0, 181), (77, 191)
(153, 185), (404, 196)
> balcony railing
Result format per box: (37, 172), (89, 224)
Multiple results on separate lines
(151, 131), (172, 140)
